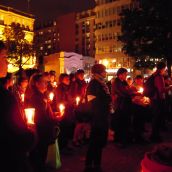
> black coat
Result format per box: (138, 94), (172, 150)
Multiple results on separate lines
(0, 85), (35, 171)
(86, 79), (111, 147)
(112, 77), (133, 111)
(28, 89), (58, 144)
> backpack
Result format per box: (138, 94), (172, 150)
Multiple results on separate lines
(143, 74), (156, 98)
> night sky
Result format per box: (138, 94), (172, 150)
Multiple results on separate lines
(0, 0), (95, 21)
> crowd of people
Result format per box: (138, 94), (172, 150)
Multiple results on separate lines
(1, 40), (172, 172)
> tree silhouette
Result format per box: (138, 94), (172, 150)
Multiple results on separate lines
(4, 22), (35, 72)
(119, 0), (172, 75)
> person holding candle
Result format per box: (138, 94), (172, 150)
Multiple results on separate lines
(54, 73), (75, 151)
(0, 41), (35, 172)
(148, 62), (172, 142)
(131, 75), (149, 144)
(111, 68), (136, 148)
(26, 73), (59, 172)
(13, 76), (28, 104)
(70, 69), (88, 147)
(84, 64), (111, 172)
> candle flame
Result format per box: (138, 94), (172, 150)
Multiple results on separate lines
(138, 87), (144, 94)
(24, 108), (35, 124)
(49, 92), (54, 101)
(76, 96), (80, 105)
(59, 104), (65, 116)
(21, 93), (25, 102)
(53, 82), (57, 87)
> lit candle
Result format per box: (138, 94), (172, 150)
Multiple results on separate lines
(21, 93), (25, 102)
(49, 92), (54, 101)
(24, 108), (35, 125)
(76, 96), (80, 106)
(59, 104), (65, 116)
(138, 87), (144, 94)
(53, 81), (57, 87)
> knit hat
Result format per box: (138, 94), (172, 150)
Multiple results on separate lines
(91, 64), (106, 74)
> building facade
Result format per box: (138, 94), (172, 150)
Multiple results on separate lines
(0, 5), (35, 72)
(75, 9), (96, 57)
(94, 0), (136, 78)
(0, 5), (34, 42)
(34, 20), (60, 58)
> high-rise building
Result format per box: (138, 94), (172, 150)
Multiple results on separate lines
(34, 13), (76, 58)
(34, 20), (60, 57)
(75, 9), (96, 57)
(94, 0), (136, 77)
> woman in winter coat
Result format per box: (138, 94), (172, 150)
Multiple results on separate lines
(26, 73), (58, 172)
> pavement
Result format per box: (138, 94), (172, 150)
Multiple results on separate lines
(48, 122), (172, 172)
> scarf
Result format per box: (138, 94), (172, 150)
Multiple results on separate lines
(92, 74), (110, 95)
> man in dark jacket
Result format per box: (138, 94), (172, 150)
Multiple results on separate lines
(84, 64), (111, 172)
(111, 68), (135, 147)
(0, 41), (35, 172)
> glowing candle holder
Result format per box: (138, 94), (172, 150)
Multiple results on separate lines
(49, 92), (54, 101)
(21, 93), (25, 102)
(24, 108), (35, 125)
(76, 96), (80, 106)
(59, 104), (65, 117)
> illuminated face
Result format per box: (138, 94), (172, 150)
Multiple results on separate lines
(49, 75), (55, 83)
(121, 72), (128, 81)
(135, 78), (143, 85)
(77, 73), (84, 80)
(20, 80), (29, 90)
(63, 76), (70, 85)
(36, 76), (48, 93)
(160, 67), (166, 75)
(0, 49), (8, 77)
(100, 70), (107, 78)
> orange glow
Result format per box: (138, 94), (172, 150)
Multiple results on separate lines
(138, 87), (144, 94)
(24, 108), (35, 125)
(59, 104), (65, 116)
(49, 92), (54, 101)
(21, 93), (25, 102)
(76, 96), (80, 106)
(53, 82), (57, 87)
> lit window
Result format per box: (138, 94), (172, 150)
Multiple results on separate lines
(40, 47), (43, 50)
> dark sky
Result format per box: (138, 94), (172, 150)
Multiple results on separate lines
(0, 0), (95, 21)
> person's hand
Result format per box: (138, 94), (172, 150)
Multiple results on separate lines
(54, 112), (63, 121)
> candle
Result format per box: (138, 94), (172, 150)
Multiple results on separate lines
(138, 87), (144, 94)
(53, 81), (57, 87)
(24, 108), (35, 125)
(49, 92), (54, 101)
(76, 96), (80, 106)
(21, 93), (25, 102)
(59, 104), (65, 116)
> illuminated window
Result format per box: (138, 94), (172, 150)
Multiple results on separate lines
(40, 47), (43, 50)
(48, 45), (51, 49)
